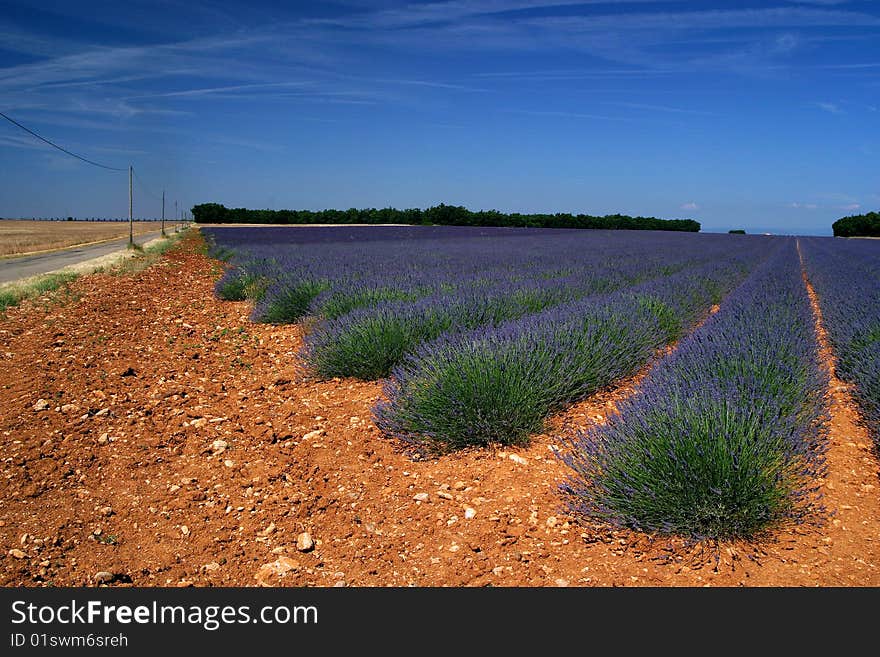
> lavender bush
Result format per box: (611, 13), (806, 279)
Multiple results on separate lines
(559, 241), (828, 540)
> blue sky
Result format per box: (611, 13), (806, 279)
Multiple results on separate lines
(0, 0), (878, 235)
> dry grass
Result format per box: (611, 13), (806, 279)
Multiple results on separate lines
(0, 220), (184, 257)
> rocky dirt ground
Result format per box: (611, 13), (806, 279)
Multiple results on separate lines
(2, 230), (879, 588)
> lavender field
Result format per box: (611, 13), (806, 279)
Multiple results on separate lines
(202, 225), (880, 540)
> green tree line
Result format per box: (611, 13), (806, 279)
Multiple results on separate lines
(832, 211), (880, 237)
(190, 202), (701, 232)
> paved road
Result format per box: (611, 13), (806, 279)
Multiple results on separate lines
(0, 230), (167, 285)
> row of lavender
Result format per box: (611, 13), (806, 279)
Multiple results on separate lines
(203, 227), (774, 383)
(209, 227), (657, 323)
(206, 226), (724, 329)
(302, 252), (707, 380)
(799, 237), (880, 447)
(209, 227), (584, 322)
(373, 253), (773, 451)
(559, 240), (828, 540)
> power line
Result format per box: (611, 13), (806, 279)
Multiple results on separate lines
(0, 110), (127, 172)
(132, 168), (164, 202)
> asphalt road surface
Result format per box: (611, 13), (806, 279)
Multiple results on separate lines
(0, 230), (166, 285)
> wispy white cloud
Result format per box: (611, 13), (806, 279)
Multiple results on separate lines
(0, 133), (53, 152)
(491, 6), (879, 75)
(812, 101), (843, 114)
(0, 27), (87, 58)
(34, 73), (192, 91)
(816, 192), (862, 203)
(130, 81), (314, 99)
(816, 62), (880, 70)
(0, 129), (132, 169)
(840, 203), (861, 210)
(22, 40), (316, 86)
(609, 101), (714, 116)
(91, 145), (150, 156)
(288, 96), (380, 106)
(205, 135), (286, 153)
(472, 69), (678, 85)
(789, 202), (819, 209)
(505, 109), (634, 122)
(319, 1), (875, 37)
(311, 4), (880, 80)
(2, 112), (177, 134)
(314, 1), (670, 30)
(474, 69), (675, 79)
(680, 201), (699, 210)
(773, 33), (800, 54)
(0, 32), (370, 130)
(788, 1), (851, 6)
(518, 7), (880, 33)
(370, 78), (490, 92)
(3, 0), (877, 129)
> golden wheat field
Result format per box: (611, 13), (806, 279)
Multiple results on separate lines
(0, 220), (181, 257)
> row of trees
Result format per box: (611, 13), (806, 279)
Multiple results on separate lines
(191, 202), (701, 232)
(832, 211), (880, 237)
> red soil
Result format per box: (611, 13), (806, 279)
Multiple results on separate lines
(1, 232), (878, 587)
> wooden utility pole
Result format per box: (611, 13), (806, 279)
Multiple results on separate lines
(161, 189), (166, 236)
(128, 165), (133, 248)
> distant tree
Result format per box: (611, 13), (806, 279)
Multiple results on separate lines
(832, 211), (880, 237)
(728, 229), (746, 234)
(189, 202), (701, 232)
(191, 203), (230, 223)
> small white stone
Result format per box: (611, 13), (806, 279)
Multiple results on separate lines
(296, 532), (314, 552)
(94, 571), (114, 584)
